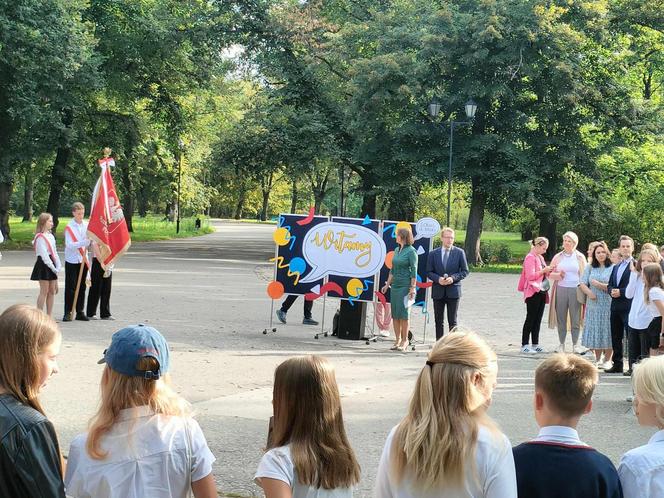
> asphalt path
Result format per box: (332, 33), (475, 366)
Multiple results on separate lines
(0, 220), (651, 497)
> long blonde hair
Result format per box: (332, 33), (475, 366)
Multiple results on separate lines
(35, 213), (52, 234)
(391, 331), (498, 491)
(0, 304), (60, 415)
(86, 358), (191, 459)
(633, 356), (664, 426)
(270, 355), (360, 489)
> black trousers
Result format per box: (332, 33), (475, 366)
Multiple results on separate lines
(522, 292), (547, 346)
(628, 326), (645, 370)
(433, 297), (459, 340)
(64, 261), (88, 317)
(280, 295), (313, 319)
(86, 258), (112, 318)
(610, 310), (629, 366)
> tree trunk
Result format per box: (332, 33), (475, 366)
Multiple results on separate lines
(261, 190), (269, 221)
(313, 191), (325, 215)
(539, 212), (558, 260)
(137, 184), (148, 217)
(118, 161), (134, 232)
(46, 146), (71, 232)
(0, 181), (12, 239)
(290, 180), (297, 214)
(464, 176), (486, 265)
(22, 167), (34, 222)
(234, 185), (246, 220)
(360, 174), (376, 218)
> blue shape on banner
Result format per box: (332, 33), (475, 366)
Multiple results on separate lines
(288, 234), (297, 251)
(416, 274), (422, 282)
(382, 224), (396, 238)
(348, 278), (373, 307)
(289, 257), (306, 274)
(362, 215), (372, 226)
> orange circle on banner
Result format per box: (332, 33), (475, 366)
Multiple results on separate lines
(267, 281), (285, 300)
(273, 227), (291, 246)
(385, 251), (394, 269)
(395, 221), (411, 232)
(347, 278), (363, 297)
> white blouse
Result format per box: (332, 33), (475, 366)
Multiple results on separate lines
(33, 233), (61, 274)
(374, 425), (517, 498)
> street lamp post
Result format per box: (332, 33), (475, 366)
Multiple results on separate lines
(428, 98), (478, 227)
(177, 139), (184, 234)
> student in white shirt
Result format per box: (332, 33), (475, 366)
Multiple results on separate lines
(625, 249), (660, 374)
(64, 324), (217, 498)
(374, 331), (517, 498)
(63, 201), (90, 322)
(255, 355), (360, 498)
(30, 213), (62, 318)
(619, 355), (664, 497)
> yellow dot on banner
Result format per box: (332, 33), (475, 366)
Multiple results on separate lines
(347, 278), (364, 297)
(396, 221), (411, 232)
(273, 227), (291, 246)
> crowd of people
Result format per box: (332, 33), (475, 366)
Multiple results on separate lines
(1, 304), (663, 497)
(31, 202), (114, 322)
(519, 233), (664, 377)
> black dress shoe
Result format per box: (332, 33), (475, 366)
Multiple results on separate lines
(623, 369), (633, 377)
(62, 315), (72, 322)
(604, 364), (624, 374)
(75, 314), (90, 321)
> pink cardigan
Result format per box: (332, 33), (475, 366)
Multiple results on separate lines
(518, 251), (549, 302)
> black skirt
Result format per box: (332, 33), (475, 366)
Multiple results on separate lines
(30, 257), (58, 281)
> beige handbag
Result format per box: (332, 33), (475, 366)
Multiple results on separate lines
(576, 285), (587, 305)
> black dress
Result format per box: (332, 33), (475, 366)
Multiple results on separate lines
(30, 256), (58, 281)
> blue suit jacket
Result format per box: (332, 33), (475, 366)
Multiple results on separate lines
(427, 246), (469, 299)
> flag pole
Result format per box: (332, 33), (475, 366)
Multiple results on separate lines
(68, 259), (86, 320)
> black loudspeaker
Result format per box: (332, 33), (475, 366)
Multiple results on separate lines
(337, 300), (366, 340)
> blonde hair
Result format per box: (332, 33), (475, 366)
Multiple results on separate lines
(270, 356), (360, 489)
(633, 356), (664, 426)
(397, 227), (414, 246)
(71, 202), (84, 212)
(35, 213), (52, 234)
(535, 354), (597, 418)
(86, 359), (191, 459)
(636, 248), (660, 272)
(0, 304), (60, 415)
(532, 237), (549, 247)
(390, 331), (498, 491)
(642, 243), (662, 261)
(562, 231), (579, 247)
(642, 264), (664, 305)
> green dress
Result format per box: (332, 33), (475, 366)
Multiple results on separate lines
(390, 244), (418, 319)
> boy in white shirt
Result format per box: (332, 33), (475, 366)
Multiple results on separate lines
(63, 202), (90, 321)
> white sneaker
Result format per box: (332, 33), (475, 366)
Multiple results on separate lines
(556, 343), (566, 353)
(379, 330), (390, 337)
(573, 344), (590, 355)
(626, 395), (634, 403)
(532, 344), (546, 353)
(521, 345), (536, 354)
(602, 361), (613, 370)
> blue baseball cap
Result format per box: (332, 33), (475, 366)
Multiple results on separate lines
(98, 324), (170, 380)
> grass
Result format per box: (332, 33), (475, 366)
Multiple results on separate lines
(2, 215), (214, 250)
(454, 230), (530, 258)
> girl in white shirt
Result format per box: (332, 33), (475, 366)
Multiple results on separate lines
(640, 263), (664, 357)
(618, 355), (664, 498)
(65, 325), (217, 498)
(374, 331), (517, 498)
(625, 249), (661, 372)
(255, 355), (360, 498)
(30, 213), (61, 317)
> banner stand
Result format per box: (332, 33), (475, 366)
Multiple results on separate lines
(314, 290), (329, 339)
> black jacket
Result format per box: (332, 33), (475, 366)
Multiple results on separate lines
(608, 259), (633, 313)
(0, 394), (66, 498)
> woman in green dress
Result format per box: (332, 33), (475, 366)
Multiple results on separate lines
(381, 227), (418, 351)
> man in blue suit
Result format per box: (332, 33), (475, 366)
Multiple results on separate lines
(426, 227), (470, 340)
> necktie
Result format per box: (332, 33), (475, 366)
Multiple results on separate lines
(442, 249), (449, 271)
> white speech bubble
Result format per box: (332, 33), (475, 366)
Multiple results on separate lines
(413, 217), (441, 240)
(300, 222), (387, 284)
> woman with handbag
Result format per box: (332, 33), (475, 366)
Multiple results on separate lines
(547, 231), (587, 353)
(64, 325), (217, 498)
(579, 241), (614, 368)
(517, 237), (553, 353)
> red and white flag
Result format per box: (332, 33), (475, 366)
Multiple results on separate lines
(87, 156), (131, 270)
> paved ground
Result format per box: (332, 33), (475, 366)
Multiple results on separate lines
(0, 221), (650, 497)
